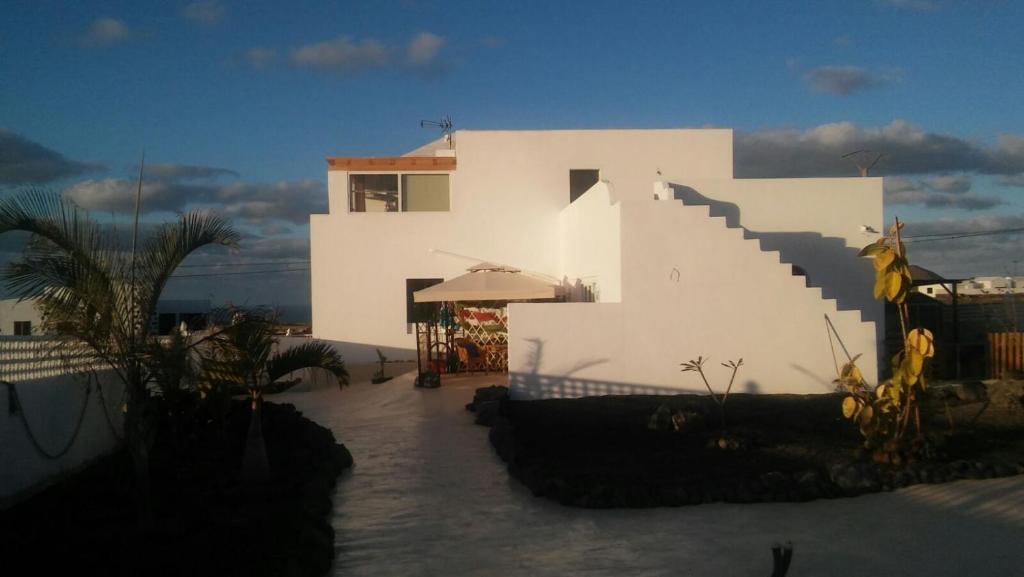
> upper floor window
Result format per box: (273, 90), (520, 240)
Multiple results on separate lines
(13, 321), (31, 336)
(350, 173), (450, 213)
(350, 174), (398, 212)
(569, 169), (600, 204)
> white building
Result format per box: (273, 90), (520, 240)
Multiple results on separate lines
(916, 276), (1024, 298)
(311, 129), (882, 398)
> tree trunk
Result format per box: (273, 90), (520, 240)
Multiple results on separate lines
(242, 389), (270, 481)
(124, 382), (155, 530)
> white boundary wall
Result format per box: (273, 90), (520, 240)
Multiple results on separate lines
(0, 371), (124, 507)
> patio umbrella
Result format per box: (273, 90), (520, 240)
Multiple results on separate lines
(413, 262), (564, 303)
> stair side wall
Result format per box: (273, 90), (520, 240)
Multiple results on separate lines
(509, 197), (878, 399)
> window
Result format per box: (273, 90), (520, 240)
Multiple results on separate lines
(569, 169), (600, 203)
(350, 173), (450, 213)
(402, 174), (450, 211)
(406, 278), (444, 323)
(13, 321), (31, 336)
(350, 174), (399, 212)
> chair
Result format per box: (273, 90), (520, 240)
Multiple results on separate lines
(453, 338), (488, 373)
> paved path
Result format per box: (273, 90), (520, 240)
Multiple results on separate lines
(278, 371), (1024, 577)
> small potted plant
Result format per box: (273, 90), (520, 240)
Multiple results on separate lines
(371, 348), (393, 384)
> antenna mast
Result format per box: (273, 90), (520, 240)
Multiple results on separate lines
(420, 115), (454, 149)
(842, 149), (885, 177)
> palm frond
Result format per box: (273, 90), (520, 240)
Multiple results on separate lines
(266, 342), (349, 389)
(0, 190), (117, 302)
(136, 210), (240, 327)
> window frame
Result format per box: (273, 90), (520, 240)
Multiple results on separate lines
(348, 171), (451, 213)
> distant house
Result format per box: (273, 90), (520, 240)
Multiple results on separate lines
(151, 299), (211, 335)
(916, 276), (1024, 297)
(0, 297), (210, 337)
(0, 298), (44, 336)
(311, 129), (882, 398)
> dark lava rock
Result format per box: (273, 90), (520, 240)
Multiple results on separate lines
(475, 400), (500, 426)
(760, 471), (789, 491)
(954, 381), (988, 402)
(830, 463), (880, 493)
(467, 385), (509, 411)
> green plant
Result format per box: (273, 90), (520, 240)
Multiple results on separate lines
(0, 190), (239, 525)
(837, 217), (936, 462)
(371, 347), (390, 383)
(680, 356), (744, 428)
(201, 310), (348, 478)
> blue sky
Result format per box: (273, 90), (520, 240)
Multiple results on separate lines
(2, 0), (1024, 310)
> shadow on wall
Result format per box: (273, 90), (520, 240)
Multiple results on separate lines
(510, 371), (708, 400)
(513, 337), (715, 399)
(669, 184), (881, 327)
(311, 339), (418, 364)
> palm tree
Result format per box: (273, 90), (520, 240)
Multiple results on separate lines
(201, 310), (348, 479)
(0, 190), (240, 525)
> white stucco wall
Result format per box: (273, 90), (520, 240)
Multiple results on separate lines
(668, 177), (884, 329)
(0, 370), (124, 507)
(312, 129), (734, 362)
(509, 194), (878, 398)
(559, 181), (622, 302)
(312, 128), (880, 381)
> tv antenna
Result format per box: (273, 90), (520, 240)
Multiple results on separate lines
(420, 115), (454, 149)
(842, 149), (885, 177)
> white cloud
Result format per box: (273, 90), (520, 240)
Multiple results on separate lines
(925, 174), (972, 194)
(243, 47), (277, 69)
(289, 32), (447, 75)
(79, 17), (132, 48)
(291, 36), (391, 73)
(62, 164), (324, 226)
(803, 65), (899, 96)
(735, 120), (1024, 178)
(407, 32), (444, 65)
(902, 214), (1024, 278)
(998, 174), (1024, 188)
(0, 129), (103, 184)
(884, 175), (1001, 211)
(182, 1), (226, 26)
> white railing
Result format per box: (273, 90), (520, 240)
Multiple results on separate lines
(0, 336), (97, 382)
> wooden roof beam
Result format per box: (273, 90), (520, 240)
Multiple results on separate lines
(326, 156), (456, 171)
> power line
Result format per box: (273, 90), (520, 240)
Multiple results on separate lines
(176, 259), (310, 268)
(903, 227), (1024, 244)
(172, 268), (309, 278)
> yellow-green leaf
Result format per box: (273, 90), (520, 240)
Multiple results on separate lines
(889, 383), (902, 404)
(841, 361), (863, 384)
(842, 396), (859, 419)
(874, 271), (887, 300)
(908, 329), (935, 358)
(873, 249), (896, 271)
(885, 270), (903, 301)
(858, 238), (887, 257)
(904, 348), (924, 377)
(859, 404), (874, 425)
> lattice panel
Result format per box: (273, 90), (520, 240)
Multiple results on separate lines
(455, 302), (508, 371)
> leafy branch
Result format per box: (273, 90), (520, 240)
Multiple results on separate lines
(681, 356), (744, 428)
